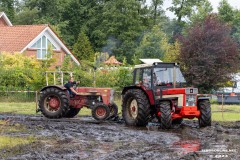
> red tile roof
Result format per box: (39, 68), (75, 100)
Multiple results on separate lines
(0, 24), (47, 52)
(104, 56), (122, 65)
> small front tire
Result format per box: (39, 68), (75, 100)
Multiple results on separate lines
(92, 103), (110, 121)
(160, 101), (172, 129)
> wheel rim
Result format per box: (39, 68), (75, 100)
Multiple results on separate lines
(44, 95), (61, 113)
(129, 99), (138, 119)
(96, 106), (106, 118)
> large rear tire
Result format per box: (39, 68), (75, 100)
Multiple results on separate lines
(198, 100), (211, 127)
(92, 103), (110, 121)
(39, 88), (69, 118)
(64, 107), (81, 118)
(122, 89), (151, 126)
(160, 101), (172, 129)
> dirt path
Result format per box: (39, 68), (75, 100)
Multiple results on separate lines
(0, 114), (239, 160)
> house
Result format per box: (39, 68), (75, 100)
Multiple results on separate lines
(0, 12), (80, 67)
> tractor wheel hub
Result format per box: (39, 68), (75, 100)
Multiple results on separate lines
(48, 97), (60, 109)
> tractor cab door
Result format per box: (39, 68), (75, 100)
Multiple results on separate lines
(134, 68), (152, 90)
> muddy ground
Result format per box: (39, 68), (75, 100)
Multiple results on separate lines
(0, 114), (239, 160)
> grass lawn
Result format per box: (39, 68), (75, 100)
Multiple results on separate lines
(0, 120), (35, 151)
(211, 104), (240, 121)
(0, 135), (34, 150)
(0, 102), (239, 121)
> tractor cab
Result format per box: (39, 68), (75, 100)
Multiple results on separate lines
(132, 63), (187, 103)
(133, 62), (186, 89)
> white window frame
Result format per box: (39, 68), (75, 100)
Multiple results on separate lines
(30, 35), (57, 60)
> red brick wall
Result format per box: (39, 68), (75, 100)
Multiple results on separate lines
(25, 48), (66, 68)
(0, 17), (8, 26)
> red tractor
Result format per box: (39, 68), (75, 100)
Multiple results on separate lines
(122, 62), (211, 129)
(38, 85), (118, 121)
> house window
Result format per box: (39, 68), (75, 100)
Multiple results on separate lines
(30, 35), (56, 59)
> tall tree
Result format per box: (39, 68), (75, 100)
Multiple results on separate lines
(218, 0), (240, 44)
(190, 0), (213, 24)
(150, 0), (164, 25)
(178, 15), (239, 93)
(135, 25), (168, 59)
(169, 0), (202, 22)
(73, 31), (95, 62)
(168, 0), (203, 36)
(232, 9), (240, 44)
(60, 0), (104, 49)
(99, 0), (149, 63)
(218, 0), (234, 23)
(24, 0), (68, 24)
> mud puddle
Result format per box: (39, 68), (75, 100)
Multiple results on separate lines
(0, 113), (239, 160)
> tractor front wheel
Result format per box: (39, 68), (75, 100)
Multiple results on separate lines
(160, 101), (172, 129)
(92, 103), (110, 121)
(39, 88), (69, 118)
(122, 89), (151, 126)
(198, 100), (211, 127)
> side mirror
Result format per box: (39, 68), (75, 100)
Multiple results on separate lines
(233, 82), (237, 88)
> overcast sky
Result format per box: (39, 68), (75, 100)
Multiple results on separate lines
(147, 0), (240, 19)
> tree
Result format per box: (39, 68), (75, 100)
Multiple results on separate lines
(0, 0), (15, 21)
(232, 10), (240, 44)
(135, 25), (168, 60)
(162, 40), (180, 62)
(24, 0), (68, 24)
(168, 0), (203, 36)
(169, 0), (202, 22)
(217, 0), (240, 44)
(150, 0), (164, 25)
(190, 0), (213, 24)
(73, 31), (95, 62)
(218, 0), (234, 23)
(14, 7), (39, 25)
(99, 0), (149, 63)
(178, 15), (240, 93)
(0, 52), (47, 90)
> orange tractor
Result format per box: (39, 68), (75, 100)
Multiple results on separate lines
(122, 62), (211, 129)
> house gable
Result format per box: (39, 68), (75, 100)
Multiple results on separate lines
(22, 27), (80, 65)
(0, 12), (12, 26)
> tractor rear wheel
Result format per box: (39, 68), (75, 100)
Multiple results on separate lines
(39, 88), (69, 118)
(122, 89), (151, 126)
(64, 107), (81, 118)
(92, 103), (110, 121)
(198, 100), (211, 127)
(160, 101), (172, 129)
(107, 103), (118, 120)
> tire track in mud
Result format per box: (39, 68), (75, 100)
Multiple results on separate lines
(0, 114), (239, 160)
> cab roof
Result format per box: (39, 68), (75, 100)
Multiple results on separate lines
(134, 62), (178, 69)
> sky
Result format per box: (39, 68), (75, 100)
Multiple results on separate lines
(147, 0), (240, 19)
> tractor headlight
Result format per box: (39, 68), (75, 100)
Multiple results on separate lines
(186, 95), (196, 106)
